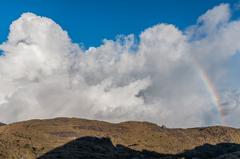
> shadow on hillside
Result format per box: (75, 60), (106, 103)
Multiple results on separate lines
(179, 142), (240, 159)
(38, 136), (240, 159)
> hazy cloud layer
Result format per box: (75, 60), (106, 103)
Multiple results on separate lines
(0, 3), (240, 127)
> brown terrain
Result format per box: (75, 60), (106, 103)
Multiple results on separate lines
(0, 118), (240, 159)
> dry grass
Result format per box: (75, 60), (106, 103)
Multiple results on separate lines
(0, 118), (239, 158)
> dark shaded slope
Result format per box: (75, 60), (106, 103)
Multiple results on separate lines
(38, 136), (170, 159)
(178, 143), (240, 159)
(38, 137), (240, 159)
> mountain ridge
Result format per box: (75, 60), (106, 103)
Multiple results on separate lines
(0, 117), (240, 158)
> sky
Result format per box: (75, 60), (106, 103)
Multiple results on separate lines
(0, 0), (239, 47)
(0, 1), (240, 128)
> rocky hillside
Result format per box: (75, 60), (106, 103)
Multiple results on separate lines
(0, 118), (240, 159)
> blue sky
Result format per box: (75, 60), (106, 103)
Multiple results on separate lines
(0, 0), (238, 47)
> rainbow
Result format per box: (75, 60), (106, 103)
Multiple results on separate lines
(194, 61), (226, 125)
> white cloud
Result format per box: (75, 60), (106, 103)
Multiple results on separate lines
(0, 4), (240, 127)
(195, 4), (230, 35)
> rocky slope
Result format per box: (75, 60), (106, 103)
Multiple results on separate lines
(0, 118), (240, 159)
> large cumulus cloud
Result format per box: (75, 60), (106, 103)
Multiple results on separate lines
(0, 3), (239, 127)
